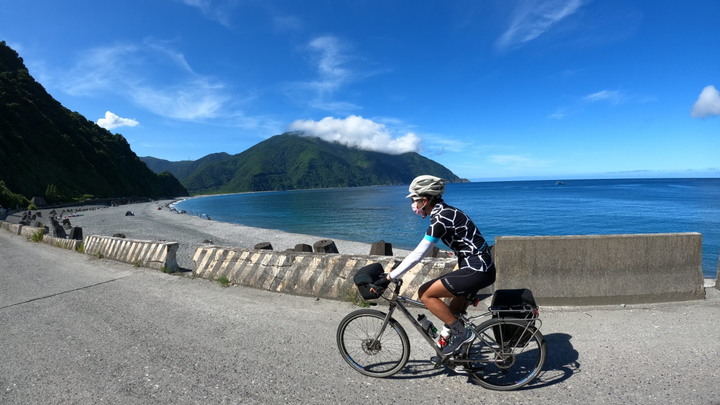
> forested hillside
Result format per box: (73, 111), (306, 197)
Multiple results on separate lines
(0, 42), (187, 208)
(143, 133), (464, 195)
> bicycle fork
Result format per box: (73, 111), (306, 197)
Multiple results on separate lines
(368, 302), (401, 350)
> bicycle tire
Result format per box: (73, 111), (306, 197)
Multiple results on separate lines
(336, 309), (410, 378)
(462, 318), (546, 391)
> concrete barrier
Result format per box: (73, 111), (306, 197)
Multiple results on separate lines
(493, 233), (705, 305)
(42, 234), (82, 251)
(192, 246), (463, 300)
(0, 221), (22, 235)
(19, 225), (47, 239)
(3, 219), (712, 304)
(83, 235), (179, 272)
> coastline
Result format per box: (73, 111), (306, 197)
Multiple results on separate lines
(5, 199), (715, 287)
(6, 200), (411, 270)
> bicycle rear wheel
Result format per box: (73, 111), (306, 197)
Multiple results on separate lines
(336, 309), (410, 378)
(462, 318), (546, 390)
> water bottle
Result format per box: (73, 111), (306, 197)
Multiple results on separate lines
(417, 314), (438, 339)
(437, 325), (451, 348)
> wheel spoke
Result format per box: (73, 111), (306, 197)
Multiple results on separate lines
(463, 319), (546, 390)
(337, 309), (410, 378)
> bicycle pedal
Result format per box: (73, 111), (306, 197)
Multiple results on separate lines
(432, 355), (460, 367)
(430, 355), (451, 368)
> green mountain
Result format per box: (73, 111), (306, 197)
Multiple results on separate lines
(141, 152), (232, 182)
(142, 133), (464, 195)
(0, 41), (188, 208)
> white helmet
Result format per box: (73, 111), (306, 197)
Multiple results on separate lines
(406, 175), (446, 198)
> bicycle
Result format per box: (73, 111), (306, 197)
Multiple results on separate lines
(336, 279), (547, 391)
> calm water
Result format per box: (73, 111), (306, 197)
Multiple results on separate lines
(175, 178), (720, 278)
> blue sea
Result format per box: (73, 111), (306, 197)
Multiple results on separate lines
(174, 178), (720, 279)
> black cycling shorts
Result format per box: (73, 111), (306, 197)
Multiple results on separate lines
(440, 264), (496, 296)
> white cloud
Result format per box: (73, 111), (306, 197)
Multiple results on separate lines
(551, 89), (628, 119)
(308, 36), (351, 92)
(284, 35), (373, 115)
(497, 0), (585, 50)
(61, 42), (229, 121)
(178, 0), (233, 27)
(97, 111), (139, 130)
(691, 85), (720, 118)
(288, 115), (421, 155)
(299, 36), (359, 113)
(129, 79), (228, 120)
(549, 109), (568, 120)
(583, 90), (623, 103)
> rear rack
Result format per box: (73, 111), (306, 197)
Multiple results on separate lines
(488, 304), (540, 320)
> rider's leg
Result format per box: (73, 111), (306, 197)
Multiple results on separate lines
(418, 279), (458, 326)
(418, 277), (469, 319)
(448, 296), (468, 316)
(420, 280), (475, 355)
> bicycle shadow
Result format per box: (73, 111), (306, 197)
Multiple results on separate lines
(387, 360), (449, 380)
(469, 332), (579, 390)
(530, 333), (579, 388)
(390, 332), (580, 389)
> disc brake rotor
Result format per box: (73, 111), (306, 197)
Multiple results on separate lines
(361, 339), (381, 355)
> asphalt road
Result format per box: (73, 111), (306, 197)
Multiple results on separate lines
(1, 231), (718, 405)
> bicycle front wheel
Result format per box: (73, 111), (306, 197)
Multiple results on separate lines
(462, 318), (546, 391)
(336, 309), (410, 378)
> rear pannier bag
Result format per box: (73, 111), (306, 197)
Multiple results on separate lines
(353, 263), (385, 300)
(490, 289), (538, 347)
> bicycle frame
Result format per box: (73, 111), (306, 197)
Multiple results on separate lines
(368, 281), (540, 365)
(365, 282), (440, 354)
(338, 280), (547, 389)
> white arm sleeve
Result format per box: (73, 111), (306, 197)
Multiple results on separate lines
(388, 238), (436, 279)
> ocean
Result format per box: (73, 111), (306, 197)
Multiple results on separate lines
(174, 178), (720, 279)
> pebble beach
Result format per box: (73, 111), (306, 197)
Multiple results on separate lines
(5, 200), (410, 271)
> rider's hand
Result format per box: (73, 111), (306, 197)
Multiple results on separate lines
(369, 274), (390, 293)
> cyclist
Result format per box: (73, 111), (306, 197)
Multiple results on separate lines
(375, 175), (495, 356)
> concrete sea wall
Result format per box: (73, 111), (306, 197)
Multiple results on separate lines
(1, 219), (714, 304)
(192, 246), (460, 300)
(493, 233), (706, 305)
(192, 232), (709, 305)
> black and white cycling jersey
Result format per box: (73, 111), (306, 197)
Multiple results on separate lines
(389, 200), (493, 279)
(426, 201), (489, 260)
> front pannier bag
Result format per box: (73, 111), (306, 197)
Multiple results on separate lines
(353, 263), (385, 300)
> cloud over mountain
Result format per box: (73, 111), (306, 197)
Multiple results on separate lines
(289, 115), (421, 155)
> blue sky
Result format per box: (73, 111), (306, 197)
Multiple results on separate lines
(2, 0), (719, 181)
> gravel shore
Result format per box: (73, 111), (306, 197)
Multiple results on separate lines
(6, 200), (411, 270)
